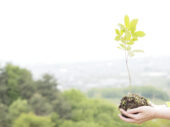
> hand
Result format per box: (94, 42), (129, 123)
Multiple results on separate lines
(119, 106), (156, 124)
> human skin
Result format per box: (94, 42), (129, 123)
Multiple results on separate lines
(119, 105), (170, 124)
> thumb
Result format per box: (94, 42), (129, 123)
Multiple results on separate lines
(127, 107), (142, 114)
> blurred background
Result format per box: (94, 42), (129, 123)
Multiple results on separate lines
(0, 0), (170, 127)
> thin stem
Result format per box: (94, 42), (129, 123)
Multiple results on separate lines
(124, 42), (132, 92)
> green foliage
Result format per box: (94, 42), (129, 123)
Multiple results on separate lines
(35, 74), (59, 101)
(0, 64), (34, 105)
(50, 113), (62, 127)
(51, 94), (72, 119)
(0, 103), (10, 127)
(70, 99), (115, 122)
(29, 93), (53, 116)
(115, 15), (145, 57)
(87, 85), (169, 101)
(135, 31), (145, 37)
(124, 15), (129, 27)
(60, 120), (102, 127)
(62, 89), (86, 103)
(13, 113), (54, 127)
(0, 63), (170, 127)
(131, 86), (169, 101)
(9, 99), (30, 122)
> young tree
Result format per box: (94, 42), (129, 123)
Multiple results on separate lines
(115, 15), (145, 91)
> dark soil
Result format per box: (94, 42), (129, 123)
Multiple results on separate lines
(119, 93), (150, 117)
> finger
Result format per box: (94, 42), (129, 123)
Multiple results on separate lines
(127, 107), (142, 114)
(118, 114), (136, 123)
(120, 109), (136, 119)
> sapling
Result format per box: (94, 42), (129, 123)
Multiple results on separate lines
(115, 15), (145, 91)
(115, 15), (150, 113)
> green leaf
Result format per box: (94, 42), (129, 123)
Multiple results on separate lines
(118, 24), (125, 32)
(135, 31), (145, 37)
(120, 38), (126, 44)
(127, 41), (134, 45)
(133, 49), (144, 53)
(115, 29), (120, 35)
(130, 19), (138, 33)
(125, 31), (131, 40)
(115, 35), (120, 41)
(120, 30), (124, 35)
(124, 15), (129, 27)
(120, 44), (126, 50)
(115, 16), (145, 55)
(131, 37), (138, 41)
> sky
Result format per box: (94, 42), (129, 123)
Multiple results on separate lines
(0, 0), (170, 65)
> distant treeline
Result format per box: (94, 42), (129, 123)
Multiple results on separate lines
(0, 64), (170, 127)
(87, 86), (169, 101)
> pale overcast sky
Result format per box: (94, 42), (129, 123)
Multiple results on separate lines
(0, 0), (170, 65)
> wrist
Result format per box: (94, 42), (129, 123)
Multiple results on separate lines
(152, 107), (160, 119)
(153, 106), (170, 119)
